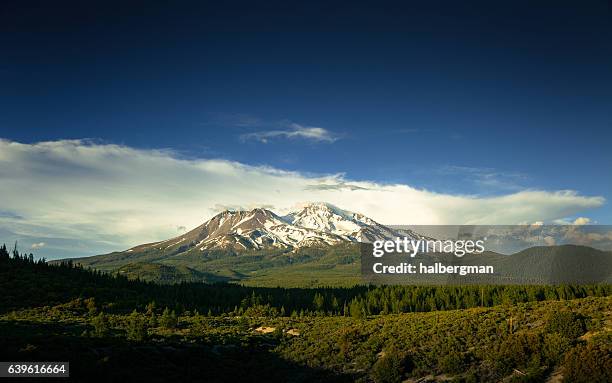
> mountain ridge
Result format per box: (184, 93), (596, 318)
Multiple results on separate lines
(120, 202), (417, 256)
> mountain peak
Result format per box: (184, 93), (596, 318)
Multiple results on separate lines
(124, 202), (414, 255)
(293, 201), (347, 214)
(209, 207), (277, 222)
(283, 202), (404, 242)
(297, 201), (336, 209)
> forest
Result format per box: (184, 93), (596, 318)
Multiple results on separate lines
(1, 244), (610, 382)
(1, 244), (609, 317)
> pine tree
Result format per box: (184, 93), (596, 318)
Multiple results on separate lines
(126, 310), (148, 341)
(160, 307), (178, 329)
(91, 312), (110, 337)
(313, 292), (325, 313)
(85, 297), (97, 316)
(145, 301), (156, 316)
(149, 312), (158, 327)
(12, 241), (19, 260)
(0, 244), (9, 260)
(350, 299), (364, 319)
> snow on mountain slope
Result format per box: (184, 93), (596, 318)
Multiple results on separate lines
(123, 203), (420, 254)
(128, 208), (345, 253)
(283, 202), (421, 243)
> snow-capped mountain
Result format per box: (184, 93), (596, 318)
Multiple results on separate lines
(123, 203), (421, 254)
(127, 208), (344, 253)
(283, 202), (420, 243)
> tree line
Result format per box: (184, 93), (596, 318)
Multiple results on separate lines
(1, 243), (609, 317)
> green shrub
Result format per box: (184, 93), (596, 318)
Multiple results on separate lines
(563, 341), (612, 383)
(160, 307), (178, 328)
(491, 333), (542, 375)
(438, 352), (467, 374)
(545, 310), (585, 339)
(84, 297), (97, 316)
(91, 312), (110, 337)
(370, 349), (408, 383)
(541, 332), (571, 364)
(243, 304), (278, 318)
(126, 310), (148, 341)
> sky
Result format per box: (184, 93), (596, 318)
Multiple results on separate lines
(0, 1), (611, 259)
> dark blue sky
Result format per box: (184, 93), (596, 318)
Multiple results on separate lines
(1, 1), (611, 221)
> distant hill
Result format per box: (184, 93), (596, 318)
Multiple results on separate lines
(115, 262), (234, 284)
(56, 242), (612, 286)
(66, 242), (362, 286)
(495, 244), (612, 283)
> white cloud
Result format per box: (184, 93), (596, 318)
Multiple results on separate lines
(31, 242), (45, 249)
(543, 236), (556, 246)
(0, 139), (605, 258)
(573, 217), (592, 225)
(552, 216), (596, 225)
(240, 123), (338, 143)
(437, 165), (527, 192)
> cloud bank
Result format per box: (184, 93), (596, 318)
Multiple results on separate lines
(0, 139), (604, 258)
